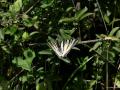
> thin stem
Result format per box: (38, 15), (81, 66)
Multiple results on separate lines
(78, 23), (82, 41)
(96, 0), (108, 34)
(106, 62), (108, 90)
(29, 38), (118, 46)
(113, 58), (120, 90)
(23, 0), (40, 14)
(78, 39), (110, 44)
(71, 0), (81, 41)
(112, 0), (117, 29)
(71, 0), (76, 9)
(106, 43), (109, 90)
(9, 66), (36, 85)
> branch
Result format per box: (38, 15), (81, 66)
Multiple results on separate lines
(24, 0), (40, 14)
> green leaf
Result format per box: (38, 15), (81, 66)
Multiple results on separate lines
(80, 56), (93, 68)
(109, 27), (119, 36)
(113, 47), (120, 52)
(115, 74), (120, 88)
(1, 46), (10, 54)
(32, 16), (38, 21)
(24, 49), (35, 60)
(66, 7), (74, 12)
(41, 0), (54, 8)
(30, 31), (39, 36)
(104, 14), (110, 24)
(0, 30), (4, 41)
(109, 19), (120, 25)
(12, 57), (32, 71)
(86, 80), (96, 90)
(59, 29), (75, 39)
(22, 32), (29, 40)
(19, 76), (27, 84)
(9, 0), (22, 13)
(78, 13), (93, 21)
(89, 42), (102, 52)
(75, 7), (88, 20)
(12, 49), (35, 71)
(36, 83), (40, 90)
(60, 29), (75, 35)
(22, 14), (29, 19)
(36, 82), (46, 90)
(23, 19), (33, 27)
(60, 58), (70, 63)
(38, 49), (52, 55)
(116, 30), (120, 38)
(89, 80), (96, 87)
(59, 7), (91, 23)
(59, 17), (75, 23)
(5, 26), (17, 35)
(34, 21), (39, 29)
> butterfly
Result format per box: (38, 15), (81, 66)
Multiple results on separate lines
(48, 38), (78, 63)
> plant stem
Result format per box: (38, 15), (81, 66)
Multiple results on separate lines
(96, 0), (108, 34)
(112, 0), (117, 29)
(71, 0), (76, 9)
(106, 62), (108, 90)
(106, 43), (109, 90)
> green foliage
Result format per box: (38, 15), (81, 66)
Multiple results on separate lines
(1, 0), (120, 89)
(114, 72), (120, 88)
(12, 49), (35, 71)
(41, 0), (54, 8)
(9, 0), (22, 13)
(59, 28), (75, 40)
(59, 7), (93, 23)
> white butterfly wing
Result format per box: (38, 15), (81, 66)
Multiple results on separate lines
(48, 38), (77, 59)
(62, 39), (77, 57)
(48, 41), (62, 57)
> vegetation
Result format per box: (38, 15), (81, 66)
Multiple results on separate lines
(0, 0), (120, 90)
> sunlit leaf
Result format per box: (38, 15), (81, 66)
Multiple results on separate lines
(22, 32), (29, 40)
(5, 26), (17, 35)
(41, 0), (54, 8)
(0, 30), (4, 41)
(104, 14), (110, 24)
(23, 49), (35, 60)
(1, 46), (10, 54)
(113, 47), (120, 52)
(30, 31), (39, 36)
(34, 21), (39, 29)
(12, 57), (32, 71)
(37, 82), (46, 90)
(12, 49), (35, 71)
(19, 76), (27, 84)
(36, 83), (40, 90)
(109, 27), (119, 36)
(78, 13), (93, 21)
(116, 30), (120, 38)
(23, 19), (33, 27)
(9, 0), (22, 13)
(38, 49), (52, 55)
(66, 7), (74, 12)
(59, 17), (75, 23)
(75, 7), (88, 20)
(115, 74), (120, 88)
(89, 42), (102, 52)
(59, 29), (75, 39)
